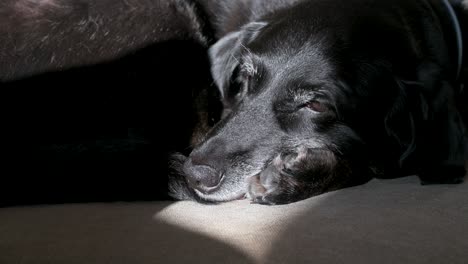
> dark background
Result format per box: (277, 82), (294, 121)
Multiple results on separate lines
(0, 39), (217, 206)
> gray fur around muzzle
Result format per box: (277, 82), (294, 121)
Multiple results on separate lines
(180, 94), (283, 203)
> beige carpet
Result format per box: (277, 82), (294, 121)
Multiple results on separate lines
(1, 176), (467, 264)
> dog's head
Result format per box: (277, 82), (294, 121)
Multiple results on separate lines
(176, 2), (467, 204)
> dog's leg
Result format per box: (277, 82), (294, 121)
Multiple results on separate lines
(248, 148), (327, 205)
(248, 147), (370, 205)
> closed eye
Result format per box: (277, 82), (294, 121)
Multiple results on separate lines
(304, 100), (329, 113)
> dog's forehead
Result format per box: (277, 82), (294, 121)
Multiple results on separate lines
(246, 40), (335, 90)
(245, 20), (336, 85)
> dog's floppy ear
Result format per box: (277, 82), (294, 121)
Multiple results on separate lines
(416, 79), (467, 184)
(208, 22), (267, 101)
(384, 78), (422, 166)
(385, 76), (467, 183)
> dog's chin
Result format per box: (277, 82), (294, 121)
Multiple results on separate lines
(194, 188), (247, 202)
(192, 175), (250, 202)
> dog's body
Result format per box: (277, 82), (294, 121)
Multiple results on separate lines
(0, 0), (221, 205)
(1, 0), (466, 205)
(171, 0), (468, 204)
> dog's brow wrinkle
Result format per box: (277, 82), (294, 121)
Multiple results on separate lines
(239, 53), (258, 76)
(241, 61), (257, 76)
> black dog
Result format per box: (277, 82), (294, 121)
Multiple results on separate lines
(170, 0), (468, 204)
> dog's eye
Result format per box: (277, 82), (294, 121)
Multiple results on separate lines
(305, 100), (328, 113)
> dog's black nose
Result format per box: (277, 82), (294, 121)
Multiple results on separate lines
(184, 160), (222, 192)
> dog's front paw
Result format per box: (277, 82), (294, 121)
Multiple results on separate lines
(248, 148), (308, 205)
(278, 148), (310, 176)
(248, 162), (282, 205)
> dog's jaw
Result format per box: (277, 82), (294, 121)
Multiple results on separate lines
(194, 188), (247, 202)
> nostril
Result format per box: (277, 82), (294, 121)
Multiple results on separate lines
(184, 163), (222, 192)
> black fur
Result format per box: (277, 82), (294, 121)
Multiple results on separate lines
(172, 0), (468, 204)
